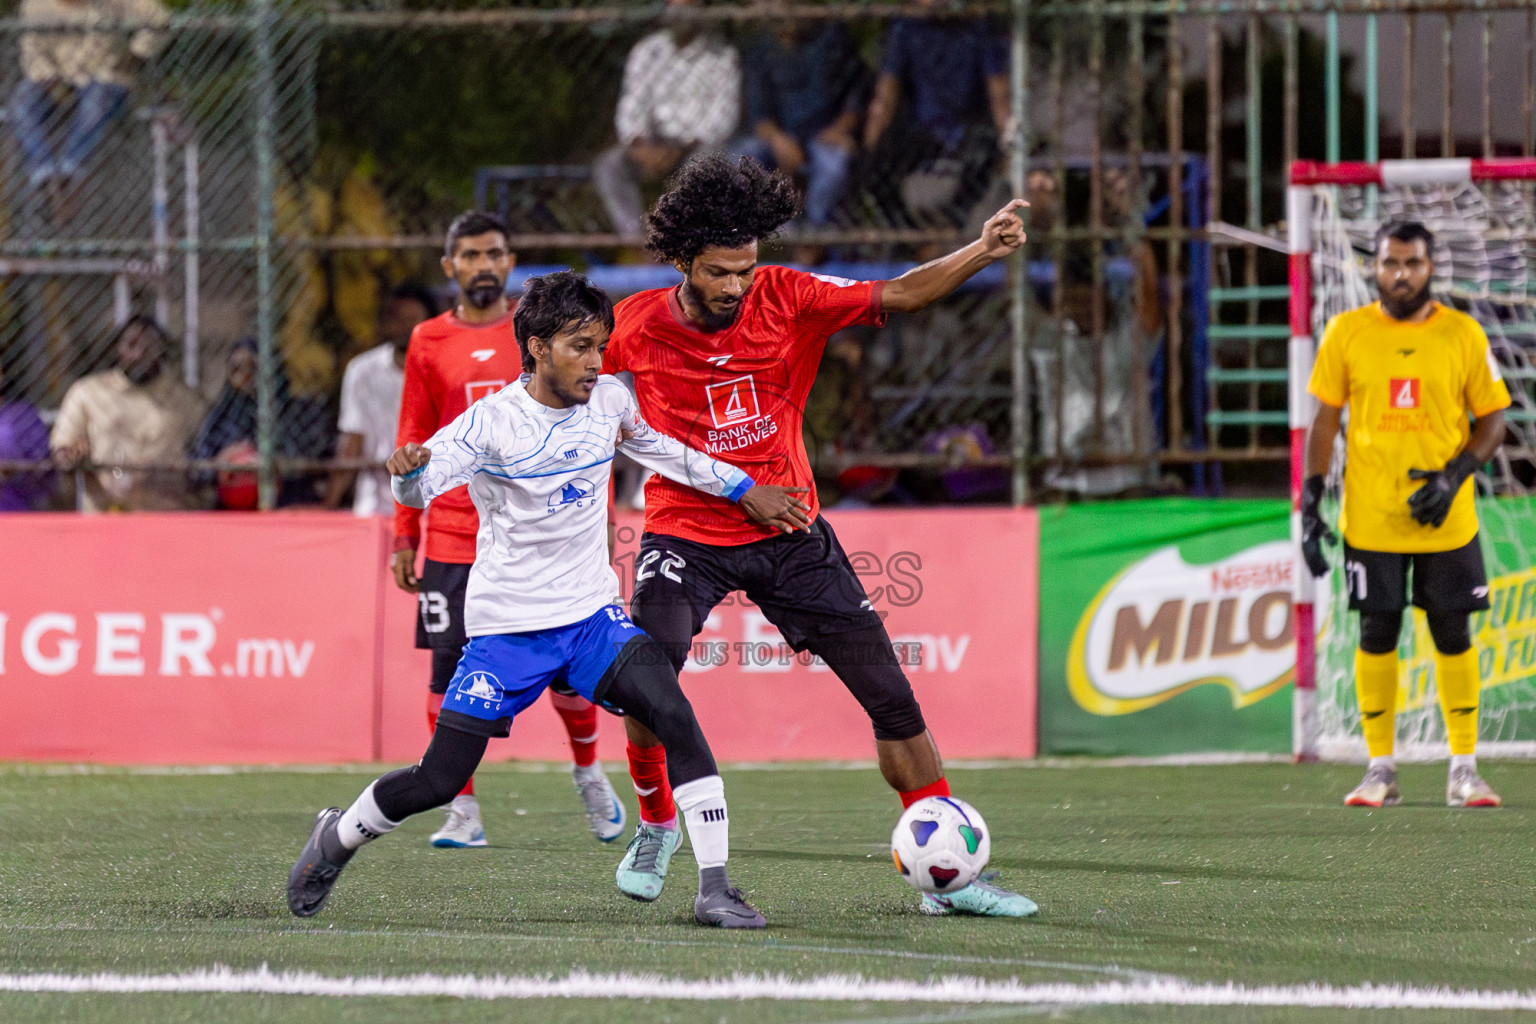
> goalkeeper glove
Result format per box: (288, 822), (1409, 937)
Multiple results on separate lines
(1407, 452), (1479, 529)
(1299, 474), (1335, 578)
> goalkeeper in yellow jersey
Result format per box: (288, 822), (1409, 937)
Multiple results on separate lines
(1303, 221), (1509, 809)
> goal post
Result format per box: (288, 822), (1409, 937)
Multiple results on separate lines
(1288, 157), (1536, 763)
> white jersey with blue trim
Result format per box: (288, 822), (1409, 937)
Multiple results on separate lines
(392, 374), (753, 635)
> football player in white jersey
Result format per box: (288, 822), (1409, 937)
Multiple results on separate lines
(288, 271), (811, 928)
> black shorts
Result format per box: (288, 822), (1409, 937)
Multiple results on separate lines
(1343, 535), (1490, 615)
(631, 516), (883, 652)
(415, 559), (470, 649)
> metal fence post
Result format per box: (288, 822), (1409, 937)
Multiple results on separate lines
(1010, 0), (1031, 508)
(253, 0), (278, 511)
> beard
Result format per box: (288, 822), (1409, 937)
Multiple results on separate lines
(1380, 279), (1433, 321)
(681, 278), (744, 331)
(463, 275), (504, 310)
(123, 358), (163, 386)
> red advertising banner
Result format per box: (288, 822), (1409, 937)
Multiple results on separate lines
(2, 509), (1037, 765)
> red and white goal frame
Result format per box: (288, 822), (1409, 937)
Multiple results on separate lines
(1287, 157), (1536, 761)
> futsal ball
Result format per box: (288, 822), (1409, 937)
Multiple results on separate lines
(890, 796), (990, 893)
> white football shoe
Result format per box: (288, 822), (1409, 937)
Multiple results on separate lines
(574, 764), (626, 842)
(1344, 765), (1400, 807)
(1447, 765), (1501, 807)
(429, 794), (487, 848)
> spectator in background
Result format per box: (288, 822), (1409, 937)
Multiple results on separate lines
(861, 0), (1008, 231)
(12, 0), (168, 203)
(325, 283), (438, 515)
(592, 0), (740, 239)
(191, 338), (335, 509)
(51, 316), (202, 511)
(731, 18), (867, 238)
(0, 362), (52, 510)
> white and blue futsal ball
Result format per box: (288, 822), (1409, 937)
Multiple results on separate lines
(890, 796), (990, 893)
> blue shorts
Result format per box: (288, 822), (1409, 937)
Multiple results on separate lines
(435, 605), (642, 739)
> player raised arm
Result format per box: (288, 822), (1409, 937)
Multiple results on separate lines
(616, 402), (811, 533)
(389, 406), (493, 509)
(879, 199), (1028, 313)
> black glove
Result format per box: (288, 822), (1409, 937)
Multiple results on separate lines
(1407, 452), (1479, 529)
(1300, 474), (1335, 578)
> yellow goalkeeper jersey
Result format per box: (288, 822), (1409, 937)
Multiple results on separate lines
(1308, 301), (1509, 554)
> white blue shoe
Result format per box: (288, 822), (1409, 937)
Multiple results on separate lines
(616, 822), (682, 901)
(429, 794), (487, 848)
(920, 872), (1038, 917)
(575, 764), (626, 842)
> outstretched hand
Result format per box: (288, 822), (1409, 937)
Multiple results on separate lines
(386, 443), (431, 476)
(739, 484), (812, 534)
(979, 198), (1029, 259)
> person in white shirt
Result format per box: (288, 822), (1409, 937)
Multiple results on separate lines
(591, 0), (740, 238)
(325, 284), (438, 515)
(289, 270), (809, 929)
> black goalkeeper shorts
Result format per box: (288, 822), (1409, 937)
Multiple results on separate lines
(1342, 535), (1490, 615)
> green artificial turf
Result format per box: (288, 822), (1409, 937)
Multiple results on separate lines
(2, 761), (1534, 1023)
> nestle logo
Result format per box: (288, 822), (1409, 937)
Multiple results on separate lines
(1210, 560), (1291, 593)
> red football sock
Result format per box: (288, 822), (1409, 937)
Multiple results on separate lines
(899, 777), (950, 809)
(426, 691), (474, 798)
(626, 740), (675, 825)
(548, 690), (600, 768)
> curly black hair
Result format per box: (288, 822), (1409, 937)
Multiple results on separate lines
(645, 153), (801, 266)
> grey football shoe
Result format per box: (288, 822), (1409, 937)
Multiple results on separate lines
(287, 807), (353, 918)
(694, 885), (767, 929)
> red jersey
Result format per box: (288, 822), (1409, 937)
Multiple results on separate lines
(393, 307), (522, 563)
(603, 265), (885, 546)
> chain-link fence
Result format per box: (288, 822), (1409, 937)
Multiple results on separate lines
(3, 0), (1536, 512)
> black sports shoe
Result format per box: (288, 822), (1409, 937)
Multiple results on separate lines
(287, 808), (351, 918)
(694, 886), (767, 929)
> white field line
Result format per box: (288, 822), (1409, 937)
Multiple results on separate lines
(0, 922), (1172, 982)
(3, 968), (1536, 1010)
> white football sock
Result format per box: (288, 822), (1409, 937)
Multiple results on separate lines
(574, 761), (606, 782)
(1368, 755), (1397, 772)
(337, 782), (399, 851)
(1450, 754), (1477, 772)
(674, 774), (729, 870)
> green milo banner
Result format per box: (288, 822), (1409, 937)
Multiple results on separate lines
(1038, 499), (1294, 756)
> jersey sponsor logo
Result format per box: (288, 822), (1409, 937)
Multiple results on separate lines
(465, 380), (507, 405)
(1390, 377), (1420, 409)
(470, 349), (496, 362)
(562, 449), (580, 461)
(706, 374), (761, 428)
(1068, 541), (1296, 715)
(547, 477), (598, 512)
(706, 354), (732, 366)
(459, 670), (501, 700)
(1396, 348), (1416, 357)
(809, 272), (859, 288)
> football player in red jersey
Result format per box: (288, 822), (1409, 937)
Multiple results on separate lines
(393, 211), (624, 849)
(604, 154), (1036, 916)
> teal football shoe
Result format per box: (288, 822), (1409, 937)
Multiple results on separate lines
(616, 822), (682, 901)
(920, 872), (1038, 917)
